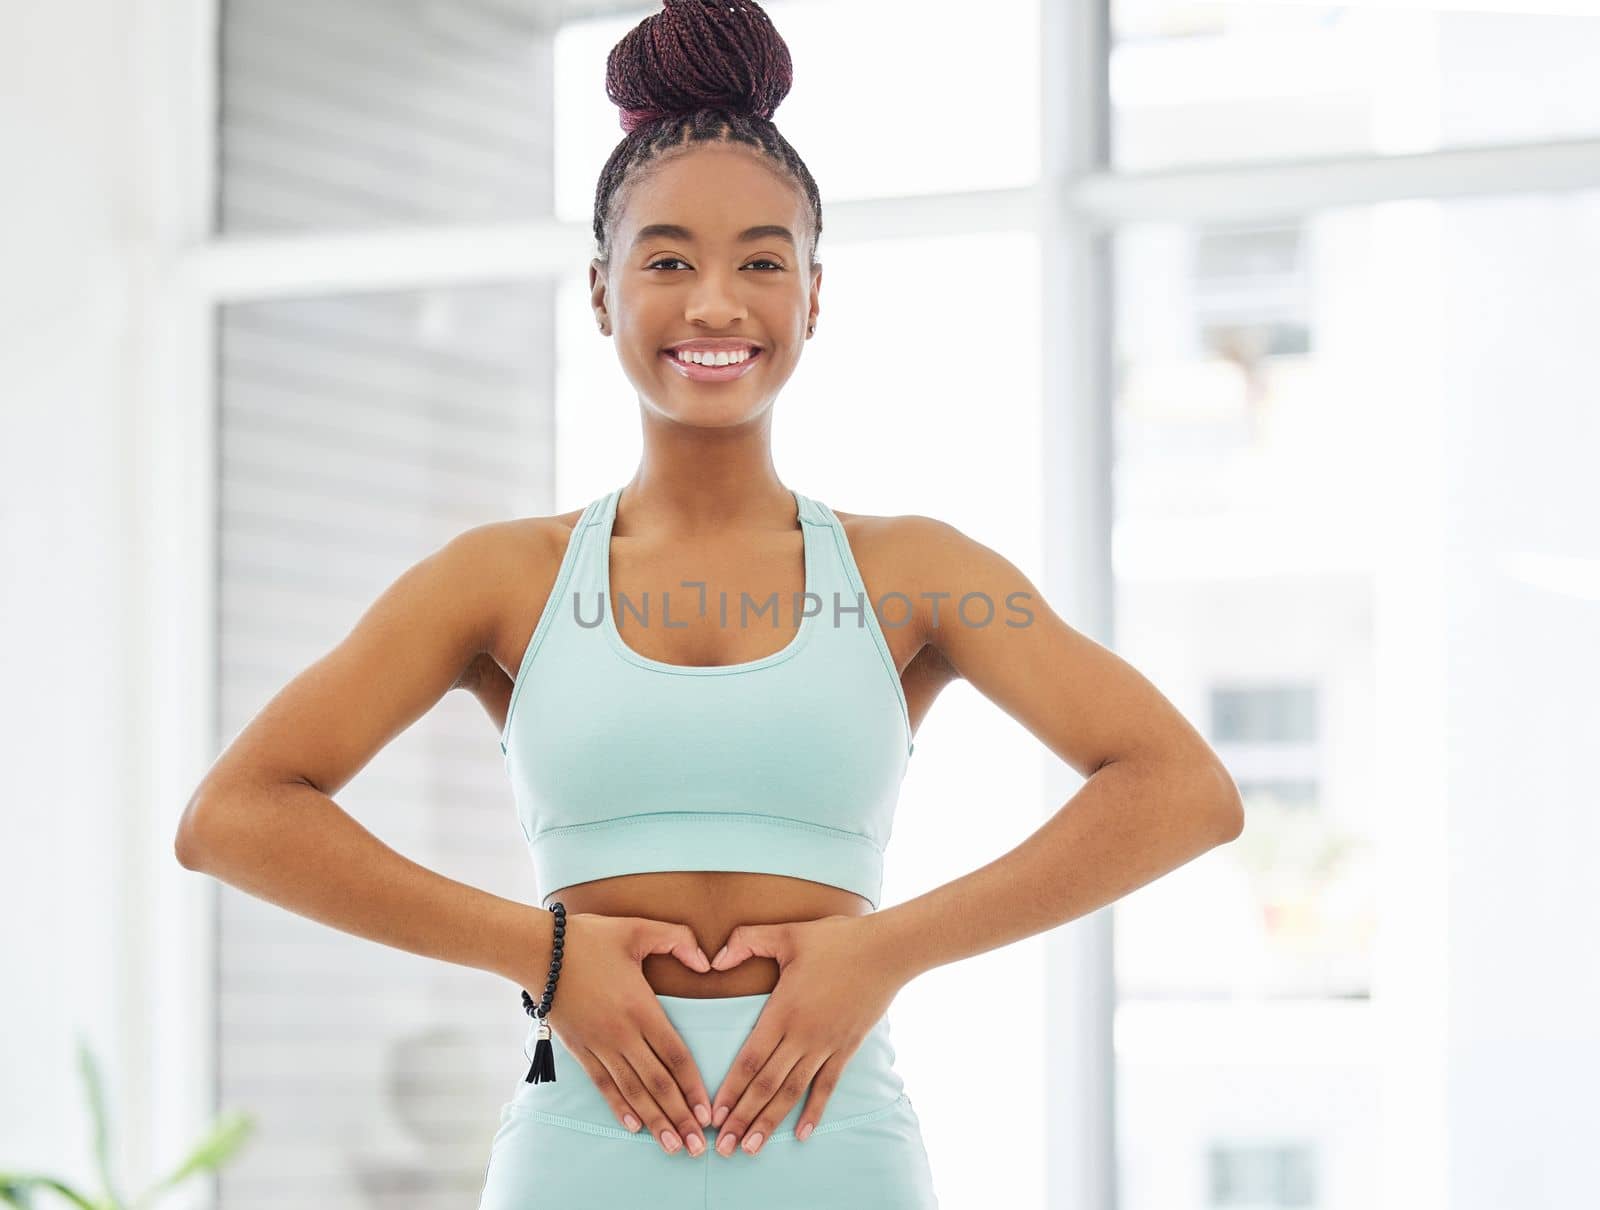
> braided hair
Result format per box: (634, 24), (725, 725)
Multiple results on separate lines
(593, 0), (823, 273)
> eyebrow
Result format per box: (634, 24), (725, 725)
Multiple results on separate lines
(631, 223), (796, 250)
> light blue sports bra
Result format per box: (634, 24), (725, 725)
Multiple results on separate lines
(499, 485), (914, 911)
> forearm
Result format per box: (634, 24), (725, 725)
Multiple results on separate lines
(176, 778), (551, 987)
(867, 755), (1243, 986)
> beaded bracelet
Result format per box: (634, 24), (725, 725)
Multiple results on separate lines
(520, 900), (565, 1084)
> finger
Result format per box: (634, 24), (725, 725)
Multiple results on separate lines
(709, 1011), (786, 1132)
(709, 923), (783, 971)
(570, 1046), (645, 1134)
(792, 1051), (847, 1143)
(638, 920), (712, 974)
(714, 1037), (805, 1158)
(625, 1038), (708, 1157)
(733, 1042), (826, 1157)
(640, 1015), (715, 1132)
(590, 1045), (675, 1152)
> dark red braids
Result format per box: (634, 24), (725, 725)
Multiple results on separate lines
(592, 0), (823, 271)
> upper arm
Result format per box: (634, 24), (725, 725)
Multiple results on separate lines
(186, 522), (513, 812)
(900, 514), (1238, 799)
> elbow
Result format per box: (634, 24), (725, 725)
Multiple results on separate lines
(1213, 803), (1246, 844)
(1204, 763), (1246, 843)
(174, 791), (222, 871)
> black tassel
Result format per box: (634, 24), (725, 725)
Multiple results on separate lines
(525, 1016), (557, 1084)
(519, 902), (565, 1084)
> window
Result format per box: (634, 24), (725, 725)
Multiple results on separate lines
(1208, 1140), (1317, 1209)
(1111, 2), (1600, 170)
(1112, 185), (1600, 1207)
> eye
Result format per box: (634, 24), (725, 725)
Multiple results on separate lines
(646, 258), (786, 271)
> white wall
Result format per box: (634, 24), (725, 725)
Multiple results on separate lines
(0, 0), (211, 1199)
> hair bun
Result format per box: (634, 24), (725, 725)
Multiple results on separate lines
(606, 0), (794, 135)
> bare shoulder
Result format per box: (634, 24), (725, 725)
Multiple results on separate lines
(828, 507), (993, 585)
(448, 506), (585, 596)
(826, 506), (929, 586)
(488, 503), (588, 561)
(827, 507), (942, 551)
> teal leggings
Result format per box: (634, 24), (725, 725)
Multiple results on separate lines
(477, 991), (940, 1208)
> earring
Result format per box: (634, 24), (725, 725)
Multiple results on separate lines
(807, 324), (815, 336)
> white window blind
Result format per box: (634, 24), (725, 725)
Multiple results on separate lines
(215, 283), (555, 1208)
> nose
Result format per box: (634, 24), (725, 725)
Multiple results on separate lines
(683, 266), (749, 329)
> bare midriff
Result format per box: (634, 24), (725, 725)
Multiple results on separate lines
(543, 870), (872, 998)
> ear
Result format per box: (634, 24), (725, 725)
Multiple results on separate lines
(590, 257), (610, 335)
(807, 260), (822, 337)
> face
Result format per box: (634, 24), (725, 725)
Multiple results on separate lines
(590, 142), (822, 426)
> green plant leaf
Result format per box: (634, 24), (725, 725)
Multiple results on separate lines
(0, 1173), (100, 1209)
(129, 1113), (255, 1210)
(73, 1037), (121, 1209)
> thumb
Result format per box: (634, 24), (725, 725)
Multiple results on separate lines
(710, 924), (783, 971)
(640, 921), (711, 972)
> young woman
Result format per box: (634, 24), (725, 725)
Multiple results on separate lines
(175, 2), (1244, 1205)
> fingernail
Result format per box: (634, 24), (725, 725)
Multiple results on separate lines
(696, 947), (710, 967)
(712, 1105), (730, 1128)
(694, 1103), (712, 1127)
(743, 1131), (764, 1154)
(624, 1113), (641, 1131)
(797, 1121), (814, 1141)
(685, 1132), (705, 1156)
(717, 1132), (737, 1156)
(661, 1129), (680, 1153)
(713, 944), (728, 964)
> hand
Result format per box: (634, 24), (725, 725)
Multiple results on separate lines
(539, 912), (717, 1157)
(705, 913), (907, 1157)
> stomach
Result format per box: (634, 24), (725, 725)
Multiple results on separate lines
(543, 870), (872, 998)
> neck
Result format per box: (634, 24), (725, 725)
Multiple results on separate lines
(618, 465), (796, 538)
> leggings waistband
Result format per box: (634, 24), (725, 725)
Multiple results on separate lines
(503, 990), (907, 1140)
(653, 990), (819, 1028)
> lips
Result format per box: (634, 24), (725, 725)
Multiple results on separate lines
(660, 347), (764, 383)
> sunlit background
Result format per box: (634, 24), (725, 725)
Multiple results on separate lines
(4, 2), (1598, 1209)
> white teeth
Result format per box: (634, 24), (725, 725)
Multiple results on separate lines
(674, 348), (753, 366)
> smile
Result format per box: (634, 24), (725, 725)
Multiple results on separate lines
(660, 347), (764, 383)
